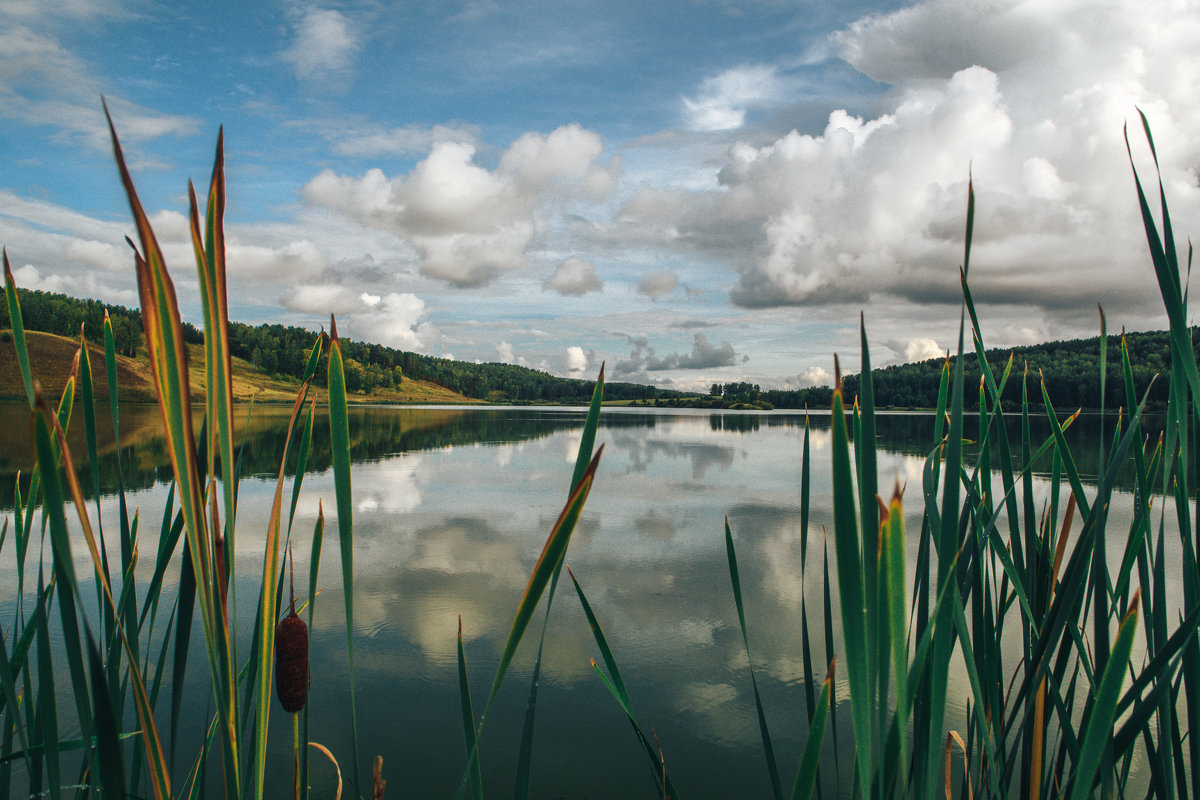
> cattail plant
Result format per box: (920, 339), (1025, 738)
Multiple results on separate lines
(276, 551), (309, 715)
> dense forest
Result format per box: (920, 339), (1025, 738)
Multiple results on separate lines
(0, 287), (682, 403)
(1, 286), (1185, 410)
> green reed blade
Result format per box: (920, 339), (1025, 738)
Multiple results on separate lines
(77, 329), (111, 597)
(828, 374), (872, 796)
(513, 633), (545, 800)
(725, 518), (783, 800)
(299, 504), (325, 800)
(34, 571), (60, 800)
(1067, 594), (1140, 800)
(38, 396), (172, 799)
(0, 585), (37, 783)
(106, 105), (235, 796)
(327, 315), (363, 794)
(922, 305), (965, 796)
(140, 498), (185, 630)
(287, 400), (317, 537)
(188, 130), (237, 573)
(572, 363), (605, 491)
(86, 622), (128, 799)
(790, 664), (832, 800)
(880, 490), (908, 787)
(1113, 606), (1198, 753)
(3, 250), (36, 407)
(251, 378), (313, 800)
(800, 417), (811, 573)
(514, 364), (605, 799)
(568, 565), (632, 716)
(457, 618), (484, 800)
(171, 532), (197, 766)
(568, 566), (680, 798)
(34, 399), (104, 792)
(486, 447), (603, 712)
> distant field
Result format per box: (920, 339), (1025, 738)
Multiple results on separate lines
(0, 329), (482, 406)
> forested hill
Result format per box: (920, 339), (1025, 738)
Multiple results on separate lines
(764, 329), (1182, 411)
(0, 287), (678, 404)
(1, 286), (1184, 409)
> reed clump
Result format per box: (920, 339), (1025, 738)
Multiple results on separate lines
(0, 106), (1196, 800)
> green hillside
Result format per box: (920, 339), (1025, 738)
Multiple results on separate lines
(1, 285), (1182, 410)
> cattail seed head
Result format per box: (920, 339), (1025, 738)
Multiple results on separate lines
(275, 610), (308, 713)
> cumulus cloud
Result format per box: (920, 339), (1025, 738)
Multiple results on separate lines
(637, 269), (679, 301)
(564, 345), (588, 376)
(496, 341), (522, 364)
(64, 238), (125, 272)
(627, 0), (1200, 334)
(887, 337), (943, 364)
(281, 8), (359, 84)
(281, 285), (439, 352)
(785, 366), (833, 390)
(11, 263), (135, 305)
(304, 125), (617, 287)
(544, 257), (603, 296)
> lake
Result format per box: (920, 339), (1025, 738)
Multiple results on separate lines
(0, 402), (1174, 798)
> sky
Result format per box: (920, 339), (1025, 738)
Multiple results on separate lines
(2, 0), (1199, 392)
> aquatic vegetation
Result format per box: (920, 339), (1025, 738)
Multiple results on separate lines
(0, 107), (1196, 800)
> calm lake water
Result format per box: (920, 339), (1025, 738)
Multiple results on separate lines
(0, 403), (1175, 798)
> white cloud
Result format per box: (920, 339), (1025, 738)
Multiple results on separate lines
(893, 337), (943, 364)
(637, 269), (679, 301)
(281, 284), (360, 315)
(11, 263), (135, 306)
(0, 26), (196, 149)
(786, 366), (833, 389)
(303, 125), (617, 287)
(64, 238), (125, 272)
(683, 64), (782, 131)
(618, 0), (1200, 336)
(347, 291), (438, 352)
(327, 122), (480, 158)
(281, 8), (359, 84)
(496, 341), (516, 363)
(544, 257), (603, 296)
(565, 345), (588, 376)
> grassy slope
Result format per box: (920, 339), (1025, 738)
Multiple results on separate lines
(0, 330), (481, 405)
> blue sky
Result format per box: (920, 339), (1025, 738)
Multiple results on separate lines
(3, 0), (1199, 390)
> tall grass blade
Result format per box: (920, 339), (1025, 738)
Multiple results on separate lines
(105, 103), (236, 797)
(567, 566), (679, 797)
(1067, 593), (1140, 800)
(725, 518), (783, 800)
(457, 617), (483, 800)
(3, 250), (36, 407)
(790, 662), (832, 800)
(829, 360), (873, 798)
(251, 380), (314, 800)
(327, 315), (363, 794)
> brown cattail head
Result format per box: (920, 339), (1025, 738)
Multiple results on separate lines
(275, 609), (308, 713)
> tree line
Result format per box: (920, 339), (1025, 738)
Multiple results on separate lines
(3, 287), (1184, 409)
(1, 287), (679, 403)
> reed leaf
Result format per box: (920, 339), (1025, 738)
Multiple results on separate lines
(1067, 593), (1140, 800)
(790, 662), (832, 800)
(457, 617), (483, 800)
(3, 250), (35, 407)
(725, 517), (783, 800)
(327, 315), (363, 795)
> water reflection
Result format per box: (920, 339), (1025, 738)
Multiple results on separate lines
(0, 404), (1173, 798)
